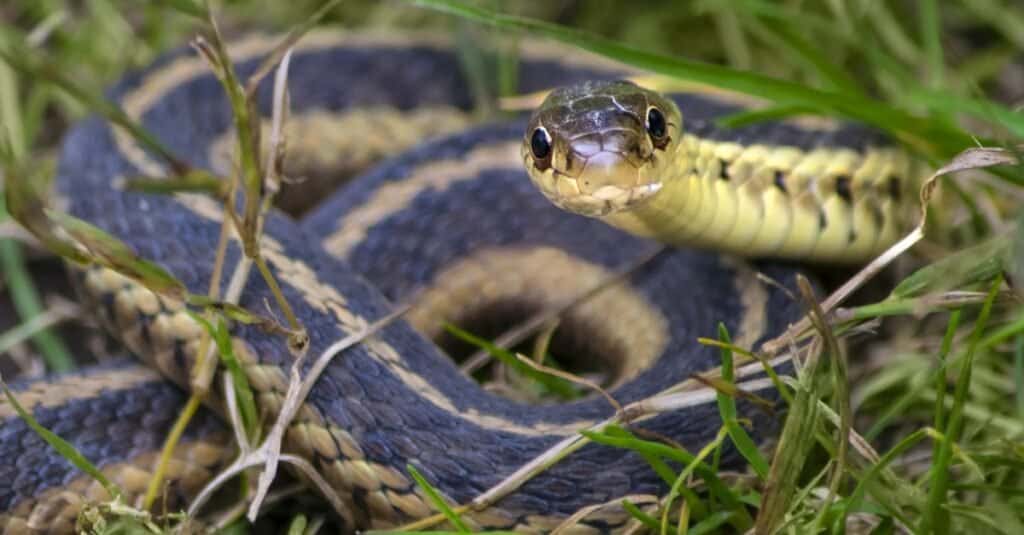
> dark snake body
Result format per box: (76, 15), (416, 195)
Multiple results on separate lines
(1, 33), (808, 533)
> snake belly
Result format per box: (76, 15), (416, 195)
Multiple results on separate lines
(1, 32), (809, 533)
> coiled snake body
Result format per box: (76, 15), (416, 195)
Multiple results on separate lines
(0, 31), (915, 533)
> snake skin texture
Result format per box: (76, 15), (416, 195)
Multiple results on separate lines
(2, 32), (810, 533)
(0, 360), (229, 533)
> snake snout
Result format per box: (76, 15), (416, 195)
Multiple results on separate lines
(522, 79), (681, 218)
(574, 129), (652, 193)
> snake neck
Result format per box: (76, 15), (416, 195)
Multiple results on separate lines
(602, 132), (919, 263)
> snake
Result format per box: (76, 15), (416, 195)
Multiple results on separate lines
(0, 30), (917, 534)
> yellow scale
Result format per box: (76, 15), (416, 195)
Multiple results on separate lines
(606, 134), (918, 264)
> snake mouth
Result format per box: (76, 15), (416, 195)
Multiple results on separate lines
(542, 179), (663, 217)
(522, 147), (665, 217)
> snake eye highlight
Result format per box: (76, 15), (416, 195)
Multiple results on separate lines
(646, 107), (667, 140)
(530, 127), (552, 161)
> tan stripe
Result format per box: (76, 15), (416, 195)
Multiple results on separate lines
(115, 31), (456, 179)
(320, 140), (522, 259)
(2, 436), (228, 531)
(206, 106), (474, 182)
(406, 245), (669, 387)
(114, 29), (628, 181)
(719, 256), (770, 350)
(173, 194), (591, 436)
(100, 30), (636, 441)
(0, 365), (162, 420)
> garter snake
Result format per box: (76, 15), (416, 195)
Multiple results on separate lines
(0, 30), (915, 534)
(522, 80), (919, 263)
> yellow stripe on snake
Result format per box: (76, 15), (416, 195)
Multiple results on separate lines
(0, 31), (919, 534)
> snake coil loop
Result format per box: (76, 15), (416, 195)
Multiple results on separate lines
(0, 31), (913, 533)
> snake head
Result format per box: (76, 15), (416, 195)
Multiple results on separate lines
(522, 80), (681, 217)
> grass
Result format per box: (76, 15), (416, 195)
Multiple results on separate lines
(3, 0), (1024, 533)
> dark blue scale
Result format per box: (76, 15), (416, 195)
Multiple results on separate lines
(3, 34), (818, 532)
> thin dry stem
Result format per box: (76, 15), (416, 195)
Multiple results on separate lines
(0, 221), (38, 244)
(798, 276), (849, 533)
(0, 297), (78, 351)
(242, 0), (343, 97)
(223, 373), (250, 451)
(210, 482), (307, 531)
(187, 303), (409, 523)
(461, 246), (666, 374)
(513, 351), (622, 412)
(551, 495), (659, 535)
(246, 345), (309, 521)
(469, 373), (782, 514)
(764, 145), (1023, 355)
(263, 49), (292, 198)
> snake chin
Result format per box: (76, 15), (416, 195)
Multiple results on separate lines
(542, 180), (663, 217)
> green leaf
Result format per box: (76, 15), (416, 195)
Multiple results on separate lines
(621, 499), (661, 531)
(4, 167), (90, 264)
(0, 239), (73, 371)
(161, 0), (209, 18)
(49, 210), (187, 297)
(189, 312), (260, 439)
(406, 463), (470, 532)
(0, 40), (188, 174)
(122, 170), (227, 196)
(409, 0), (975, 156)
(442, 322), (580, 399)
(716, 104), (824, 129)
(286, 514), (308, 535)
(689, 511), (735, 535)
(1, 377), (122, 500)
(714, 324), (769, 479)
(922, 276), (1002, 534)
(585, 426), (752, 529)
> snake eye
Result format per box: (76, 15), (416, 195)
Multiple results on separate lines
(530, 127), (552, 161)
(646, 107), (667, 140)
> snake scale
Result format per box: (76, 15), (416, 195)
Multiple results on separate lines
(0, 30), (917, 534)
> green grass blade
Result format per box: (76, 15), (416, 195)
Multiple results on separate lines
(688, 511), (735, 535)
(960, 0), (1024, 49)
(755, 351), (822, 532)
(0, 41), (188, 174)
(714, 324), (769, 479)
(409, 0), (975, 155)
(906, 88), (1024, 139)
(406, 463), (470, 532)
(1016, 335), (1024, 420)
(442, 322), (579, 398)
(0, 240), (73, 371)
(622, 499), (662, 531)
(715, 104), (823, 129)
(585, 426), (752, 529)
(372, 528), (516, 532)
(160, 0), (210, 18)
(864, 310), (961, 441)
(1, 377), (122, 500)
(189, 312), (260, 439)
(845, 428), (931, 519)
(286, 514), (308, 535)
(922, 277), (1001, 534)
(931, 309), (961, 461)
(889, 233), (1009, 299)
(744, 17), (863, 94)
(919, 0), (944, 89)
